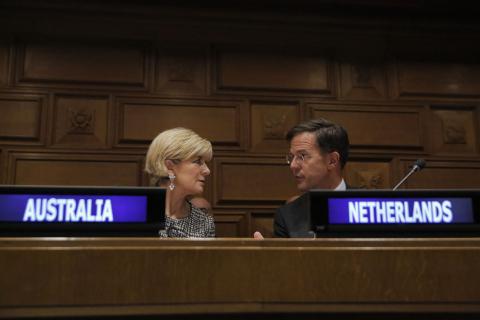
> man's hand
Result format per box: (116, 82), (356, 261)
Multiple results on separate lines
(253, 231), (264, 240)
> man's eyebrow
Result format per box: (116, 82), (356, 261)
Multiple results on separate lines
(290, 149), (309, 154)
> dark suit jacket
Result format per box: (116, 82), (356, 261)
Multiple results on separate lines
(273, 193), (312, 238)
(274, 185), (352, 238)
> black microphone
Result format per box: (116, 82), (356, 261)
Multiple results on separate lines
(393, 159), (426, 190)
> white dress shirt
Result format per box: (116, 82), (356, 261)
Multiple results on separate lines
(334, 179), (347, 191)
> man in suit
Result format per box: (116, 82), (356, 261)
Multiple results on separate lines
(254, 118), (350, 238)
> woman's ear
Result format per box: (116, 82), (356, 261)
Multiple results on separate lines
(165, 159), (175, 171)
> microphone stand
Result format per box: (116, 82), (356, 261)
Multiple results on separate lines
(393, 159), (425, 190)
(393, 168), (417, 190)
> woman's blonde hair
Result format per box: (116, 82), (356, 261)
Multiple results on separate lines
(145, 128), (212, 185)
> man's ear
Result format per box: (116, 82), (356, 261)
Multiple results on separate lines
(328, 151), (340, 170)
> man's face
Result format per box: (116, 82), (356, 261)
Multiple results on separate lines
(288, 132), (331, 192)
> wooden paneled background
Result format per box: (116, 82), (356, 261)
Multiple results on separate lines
(0, 1), (479, 237)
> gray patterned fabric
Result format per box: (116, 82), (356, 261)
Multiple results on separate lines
(159, 202), (215, 238)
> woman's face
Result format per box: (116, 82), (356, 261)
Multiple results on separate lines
(170, 157), (210, 196)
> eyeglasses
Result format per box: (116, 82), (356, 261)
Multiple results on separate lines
(286, 153), (309, 165)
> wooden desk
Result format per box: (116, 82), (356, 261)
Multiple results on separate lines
(1, 238), (480, 319)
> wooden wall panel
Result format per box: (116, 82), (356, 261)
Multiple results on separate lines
(17, 41), (147, 89)
(310, 104), (425, 150)
(52, 95), (109, 148)
(250, 101), (300, 153)
(117, 98), (245, 149)
(0, 94), (45, 144)
(394, 60), (480, 98)
(155, 45), (207, 95)
(7, 152), (143, 186)
(345, 159), (393, 189)
(400, 159), (480, 189)
(430, 106), (478, 155)
(213, 157), (298, 207)
(0, 43), (8, 86)
(215, 46), (333, 96)
(213, 212), (248, 237)
(339, 59), (387, 100)
(214, 210), (276, 238)
(250, 212), (275, 238)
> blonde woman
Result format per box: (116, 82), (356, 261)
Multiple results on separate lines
(145, 128), (215, 237)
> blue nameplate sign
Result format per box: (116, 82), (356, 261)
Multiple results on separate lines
(0, 186), (165, 236)
(329, 198), (473, 224)
(310, 190), (480, 236)
(0, 195), (147, 223)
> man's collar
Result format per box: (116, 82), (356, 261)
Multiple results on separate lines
(334, 179), (346, 191)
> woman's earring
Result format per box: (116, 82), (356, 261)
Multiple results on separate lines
(168, 173), (176, 191)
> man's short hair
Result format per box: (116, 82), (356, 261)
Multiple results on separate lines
(286, 118), (349, 169)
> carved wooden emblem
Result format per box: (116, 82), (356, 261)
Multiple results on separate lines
(263, 114), (287, 140)
(441, 116), (467, 145)
(68, 108), (95, 134)
(355, 170), (384, 189)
